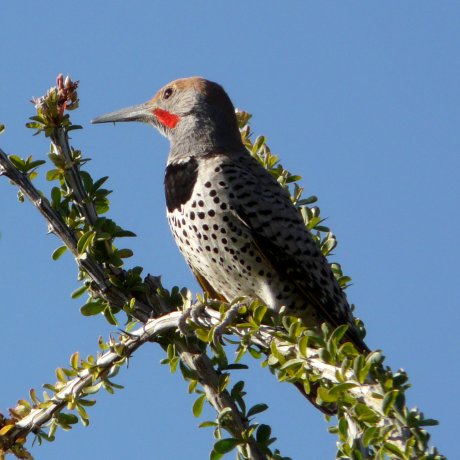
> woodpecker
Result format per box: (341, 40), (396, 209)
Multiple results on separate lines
(92, 77), (368, 354)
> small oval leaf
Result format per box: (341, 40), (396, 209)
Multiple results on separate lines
(52, 245), (68, 261)
(213, 438), (240, 454)
(192, 394), (206, 418)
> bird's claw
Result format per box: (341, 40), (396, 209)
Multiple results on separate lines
(178, 301), (208, 336)
(212, 302), (243, 346)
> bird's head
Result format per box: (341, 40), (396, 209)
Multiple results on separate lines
(92, 77), (243, 156)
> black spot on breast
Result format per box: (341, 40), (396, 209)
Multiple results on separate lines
(164, 158), (198, 212)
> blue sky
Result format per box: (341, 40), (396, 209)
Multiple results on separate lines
(1, 2), (459, 459)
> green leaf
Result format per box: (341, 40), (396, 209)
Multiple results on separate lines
(382, 390), (398, 415)
(279, 358), (305, 371)
(81, 301), (105, 316)
(252, 135), (266, 152)
(248, 347), (262, 359)
(55, 367), (66, 382)
(0, 424), (15, 436)
(83, 382), (103, 395)
(92, 176), (109, 190)
(117, 249), (133, 259)
(27, 159), (46, 170)
(247, 403), (268, 418)
(166, 343), (175, 360)
(328, 382), (358, 396)
(51, 186), (62, 207)
(252, 304), (267, 324)
(329, 324), (349, 345)
(383, 442), (405, 457)
(222, 363), (248, 371)
(317, 387), (338, 403)
(77, 230), (95, 254)
(67, 124), (83, 131)
(298, 195), (317, 205)
(115, 230), (136, 238)
(52, 245), (68, 260)
(103, 307), (118, 326)
(256, 424), (271, 443)
(195, 328), (211, 342)
(56, 413), (78, 425)
(70, 351), (80, 369)
(213, 438), (240, 454)
(192, 394), (206, 418)
(43, 383), (57, 392)
(48, 421), (57, 439)
(9, 155), (25, 170)
(210, 450), (223, 460)
(231, 380), (245, 396)
(71, 284), (87, 299)
(286, 174), (302, 183)
(76, 404), (90, 426)
(198, 421), (217, 428)
(217, 407), (232, 422)
(416, 418), (439, 427)
(80, 171), (94, 192)
(47, 169), (62, 181)
(338, 417), (348, 441)
(29, 388), (39, 404)
(79, 399), (97, 407)
(354, 403), (379, 424)
(362, 426), (378, 447)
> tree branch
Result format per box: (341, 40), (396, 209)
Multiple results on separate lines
(4, 312), (181, 444)
(50, 128), (98, 226)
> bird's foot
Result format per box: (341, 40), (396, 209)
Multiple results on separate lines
(178, 301), (208, 336)
(212, 300), (246, 346)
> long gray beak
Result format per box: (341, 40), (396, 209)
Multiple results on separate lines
(91, 102), (153, 124)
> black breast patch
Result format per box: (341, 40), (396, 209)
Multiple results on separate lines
(164, 157), (199, 212)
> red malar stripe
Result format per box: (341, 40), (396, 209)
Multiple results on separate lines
(152, 108), (180, 129)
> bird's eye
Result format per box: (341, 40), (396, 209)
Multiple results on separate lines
(163, 87), (174, 99)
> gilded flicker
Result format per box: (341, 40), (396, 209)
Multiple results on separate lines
(92, 77), (368, 353)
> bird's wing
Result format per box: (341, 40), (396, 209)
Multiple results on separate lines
(226, 153), (368, 352)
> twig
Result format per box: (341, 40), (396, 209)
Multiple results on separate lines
(50, 128), (98, 226)
(8, 312), (181, 442)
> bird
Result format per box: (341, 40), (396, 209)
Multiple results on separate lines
(92, 77), (368, 355)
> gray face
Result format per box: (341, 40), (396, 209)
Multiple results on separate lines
(92, 77), (243, 160)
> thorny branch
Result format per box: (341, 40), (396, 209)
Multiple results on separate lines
(6, 312), (183, 446)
